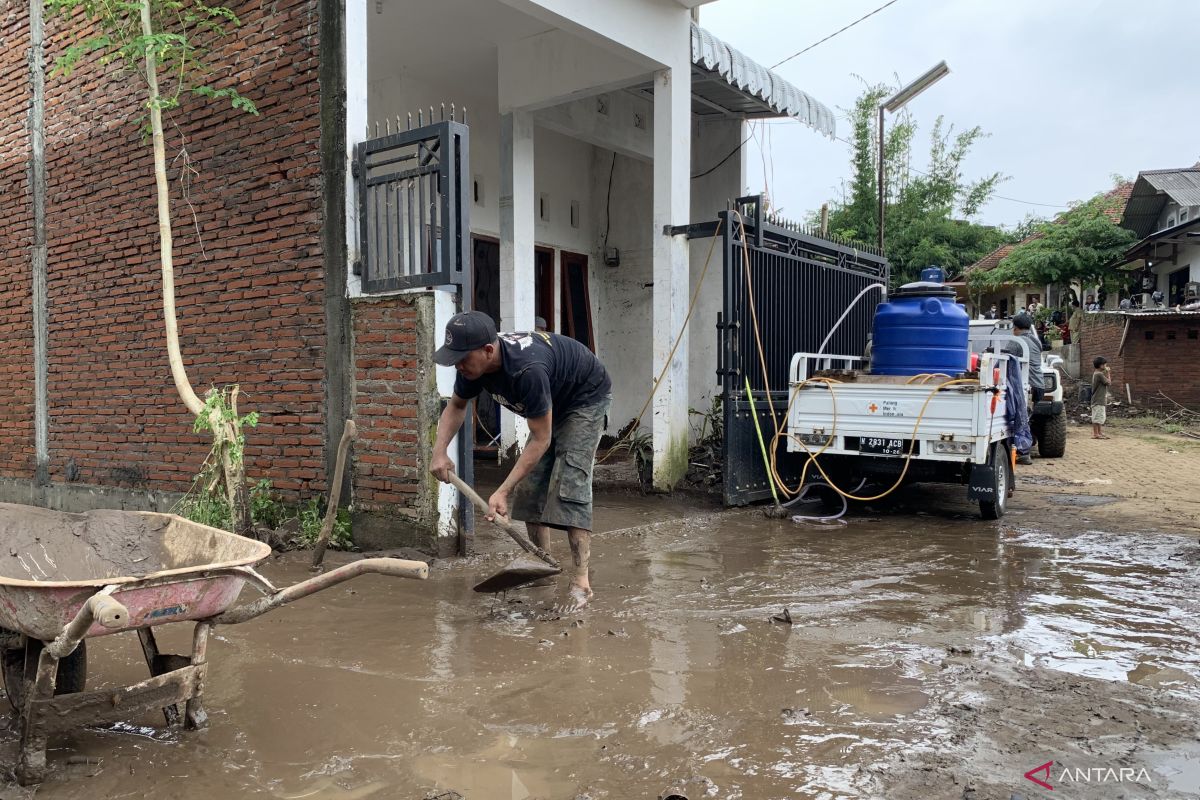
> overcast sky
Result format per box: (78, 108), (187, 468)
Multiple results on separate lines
(698, 0), (1200, 229)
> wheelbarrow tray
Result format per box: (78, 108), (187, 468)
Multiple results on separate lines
(0, 503), (271, 642)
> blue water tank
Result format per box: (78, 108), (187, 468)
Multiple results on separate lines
(871, 281), (970, 376)
(919, 266), (945, 283)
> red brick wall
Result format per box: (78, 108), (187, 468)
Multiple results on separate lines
(0, 0), (330, 498)
(350, 296), (433, 524)
(1080, 313), (1200, 409)
(0, 12), (35, 480)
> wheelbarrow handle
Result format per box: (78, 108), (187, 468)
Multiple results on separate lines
(208, 557), (428, 626)
(47, 587), (128, 659)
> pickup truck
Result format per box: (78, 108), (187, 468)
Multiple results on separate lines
(785, 329), (1045, 519)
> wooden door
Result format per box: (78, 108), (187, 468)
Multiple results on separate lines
(560, 251), (594, 351)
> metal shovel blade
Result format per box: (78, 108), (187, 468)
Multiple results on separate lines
(472, 556), (562, 593)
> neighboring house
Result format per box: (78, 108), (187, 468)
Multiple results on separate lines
(1081, 166), (1200, 410)
(1113, 166), (1200, 306)
(955, 182), (1135, 317)
(0, 0), (837, 552)
(952, 236), (1049, 319)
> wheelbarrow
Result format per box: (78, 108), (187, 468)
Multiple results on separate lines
(0, 502), (428, 785)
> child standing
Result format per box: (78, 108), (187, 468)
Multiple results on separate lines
(1091, 356), (1111, 439)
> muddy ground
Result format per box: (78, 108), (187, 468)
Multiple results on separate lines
(2, 421), (1199, 799)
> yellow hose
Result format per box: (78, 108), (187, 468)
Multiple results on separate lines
(775, 378), (978, 502)
(744, 376), (781, 506)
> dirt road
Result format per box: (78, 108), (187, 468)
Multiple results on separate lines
(1, 423), (1198, 799)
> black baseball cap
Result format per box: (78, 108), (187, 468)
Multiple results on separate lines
(433, 311), (497, 366)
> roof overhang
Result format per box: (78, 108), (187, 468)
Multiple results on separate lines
(627, 24), (836, 137)
(1111, 217), (1200, 270)
(1119, 169), (1200, 237)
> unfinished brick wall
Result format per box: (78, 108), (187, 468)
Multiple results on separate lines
(0, 13), (35, 480)
(349, 294), (440, 548)
(1080, 313), (1200, 409)
(0, 0), (329, 500)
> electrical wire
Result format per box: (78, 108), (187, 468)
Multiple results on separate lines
(753, 120), (1071, 211)
(602, 153), (616, 251)
(692, 134), (753, 180)
(769, 0), (903, 70)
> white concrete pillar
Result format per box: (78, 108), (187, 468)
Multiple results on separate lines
(651, 66), (691, 489)
(499, 110), (536, 451)
(433, 290), (462, 546)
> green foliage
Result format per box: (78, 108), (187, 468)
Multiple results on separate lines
(192, 387), (258, 464)
(46, 0), (258, 117)
(971, 187), (1137, 291)
(817, 83), (1011, 285)
(175, 478), (353, 551)
(298, 499), (353, 550)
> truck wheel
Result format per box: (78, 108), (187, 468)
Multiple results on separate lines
(980, 443), (1010, 520)
(1038, 411), (1067, 458)
(2, 638), (87, 714)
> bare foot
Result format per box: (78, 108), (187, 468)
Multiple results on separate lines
(554, 585), (593, 614)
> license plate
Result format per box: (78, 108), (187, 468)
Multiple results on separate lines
(859, 437), (907, 455)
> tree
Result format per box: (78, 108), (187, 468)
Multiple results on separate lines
(817, 84), (1011, 285)
(971, 186), (1136, 296)
(48, 0), (260, 535)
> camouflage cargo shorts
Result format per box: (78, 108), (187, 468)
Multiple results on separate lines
(510, 395), (611, 532)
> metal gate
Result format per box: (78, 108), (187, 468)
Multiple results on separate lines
(353, 116), (470, 293)
(718, 196), (888, 506)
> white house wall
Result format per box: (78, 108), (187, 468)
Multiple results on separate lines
(1151, 242), (1200, 299)
(589, 116), (741, 442)
(589, 149), (653, 435)
(688, 117), (744, 429)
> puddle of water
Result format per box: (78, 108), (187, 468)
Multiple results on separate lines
(3, 494), (1197, 798)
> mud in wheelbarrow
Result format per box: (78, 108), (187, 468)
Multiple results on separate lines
(0, 502), (428, 786)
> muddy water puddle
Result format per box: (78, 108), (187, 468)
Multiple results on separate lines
(5, 500), (1199, 799)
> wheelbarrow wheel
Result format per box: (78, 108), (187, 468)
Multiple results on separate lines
(2, 638), (87, 714)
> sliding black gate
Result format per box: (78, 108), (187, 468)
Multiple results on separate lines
(718, 196), (888, 505)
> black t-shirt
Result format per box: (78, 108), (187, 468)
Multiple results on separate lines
(454, 332), (611, 419)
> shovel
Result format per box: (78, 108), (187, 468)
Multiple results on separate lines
(444, 472), (562, 592)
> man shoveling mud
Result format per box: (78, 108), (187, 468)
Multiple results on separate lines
(429, 311), (612, 609)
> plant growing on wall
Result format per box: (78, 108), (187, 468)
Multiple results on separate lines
(47, 0), (259, 535)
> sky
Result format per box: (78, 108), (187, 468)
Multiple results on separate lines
(698, 0), (1200, 229)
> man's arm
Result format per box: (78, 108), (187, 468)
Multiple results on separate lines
(486, 411), (552, 520)
(430, 394), (469, 482)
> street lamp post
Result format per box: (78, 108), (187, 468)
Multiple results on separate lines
(877, 61), (951, 251)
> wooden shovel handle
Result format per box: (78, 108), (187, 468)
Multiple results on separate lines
(311, 420), (357, 571)
(445, 472), (560, 569)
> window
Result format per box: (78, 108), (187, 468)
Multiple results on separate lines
(1181, 208), (1190, 223)
(1167, 215), (1176, 228)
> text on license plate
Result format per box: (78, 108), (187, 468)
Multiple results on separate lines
(859, 437), (906, 455)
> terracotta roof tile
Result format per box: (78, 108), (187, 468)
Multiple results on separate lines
(964, 181), (1132, 275)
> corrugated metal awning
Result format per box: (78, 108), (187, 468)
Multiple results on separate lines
(627, 25), (836, 137)
(689, 24), (835, 136)
(1120, 168), (1200, 238)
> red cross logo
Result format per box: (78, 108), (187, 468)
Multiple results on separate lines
(868, 403), (879, 413)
